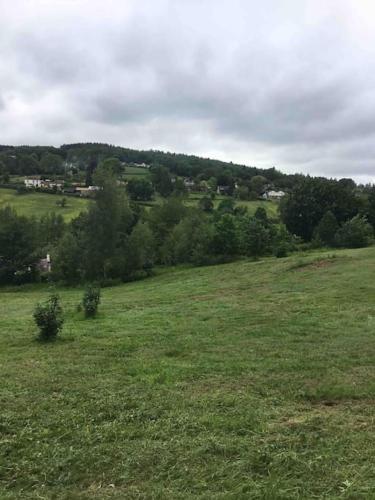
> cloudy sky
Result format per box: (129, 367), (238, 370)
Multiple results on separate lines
(1, 0), (375, 181)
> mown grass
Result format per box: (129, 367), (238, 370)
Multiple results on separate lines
(1, 248), (375, 498)
(0, 188), (90, 221)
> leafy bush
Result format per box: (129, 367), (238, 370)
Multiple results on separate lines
(33, 293), (64, 341)
(334, 215), (373, 248)
(198, 196), (214, 212)
(274, 243), (288, 258)
(82, 285), (101, 318)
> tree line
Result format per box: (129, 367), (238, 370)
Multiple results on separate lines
(280, 176), (375, 247)
(0, 142), (297, 189)
(0, 164), (297, 286)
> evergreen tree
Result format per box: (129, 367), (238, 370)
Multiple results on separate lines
(315, 210), (338, 246)
(151, 165), (173, 197)
(52, 232), (82, 284)
(0, 207), (37, 283)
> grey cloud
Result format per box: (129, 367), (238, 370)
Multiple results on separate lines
(1, 0), (375, 181)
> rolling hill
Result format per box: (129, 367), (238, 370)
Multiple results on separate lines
(1, 247), (375, 498)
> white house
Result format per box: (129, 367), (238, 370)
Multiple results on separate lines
(262, 190), (286, 200)
(24, 177), (43, 188)
(183, 178), (195, 189)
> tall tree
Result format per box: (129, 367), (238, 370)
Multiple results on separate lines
(314, 210), (339, 246)
(151, 165), (173, 197)
(0, 207), (37, 283)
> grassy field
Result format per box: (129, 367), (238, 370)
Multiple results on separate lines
(0, 187), (278, 222)
(0, 188), (90, 221)
(123, 166), (151, 180)
(1, 247), (375, 498)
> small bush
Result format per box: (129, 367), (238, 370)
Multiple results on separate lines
(274, 244), (288, 258)
(82, 285), (101, 318)
(33, 293), (64, 341)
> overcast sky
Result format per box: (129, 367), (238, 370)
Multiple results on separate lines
(1, 0), (375, 181)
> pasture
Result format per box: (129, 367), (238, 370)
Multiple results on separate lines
(0, 188), (90, 221)
(1, 247), (375, 498)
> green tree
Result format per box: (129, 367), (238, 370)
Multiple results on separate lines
(249, 175), (268, 196)
(314, 210), (339, 246)
(18, 154), (40, 175)
(236, 185), (249, 200)
(33, 293), (64, 341)
(85, 157), (97, 186)
(254, 206), (269, 225)
(217, 198), (235, 214)
(367, 186), (375, 229)
(127, 221), (156, 275)
(40, 153), (64, 175)
(213, 214), (238, 256)
(81, 165), (133, 280)
(147, 198), (187, 254)
(335, 215), (373, 248)
(126, 178), (154, 201)
(38, 213), (65, 248)
(172, 178), (187, 197)
(0, 160), (10, 183)
(198, 196), (214, 212)
(0, 207), (37, 284)
(82, 285), (101, 318)
(207, 176), (218, 192)
(166, 212), (214, 265)
(100, 157), (123, 176)
(52, 231), (82, 285)
(239, 216), (271, 258)
(280, 177), (360, 241)
(151, 165), (173, 197)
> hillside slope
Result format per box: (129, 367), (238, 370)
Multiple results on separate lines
(0, 188), (90, 221)
(1, 248), (375, 498)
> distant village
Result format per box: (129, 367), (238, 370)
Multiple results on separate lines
(23, 174), (286, 200)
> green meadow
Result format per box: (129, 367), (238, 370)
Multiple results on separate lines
(1, 247), (375, 498)
(0, 188), (90, 221)
(123, 166), (151, 179)
(0, 187), (279, 220)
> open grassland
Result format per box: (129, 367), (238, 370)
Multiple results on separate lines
(0, 188), (90, 221)
(1, 248), (375, 498)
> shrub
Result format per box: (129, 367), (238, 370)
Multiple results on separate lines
(82, 285), (101, 318)
(274, 244), (288, 258)
(33, 293), (64, 341)
(198, 196), (214, 212)
(334, 215), (373, 248)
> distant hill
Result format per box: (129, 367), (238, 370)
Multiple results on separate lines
(0, 142), (302, 189)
